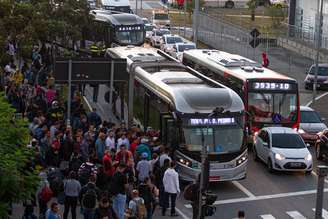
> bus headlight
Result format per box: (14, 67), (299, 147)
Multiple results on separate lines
(236, 154), (248, 166)
(178, 157), (193, 167)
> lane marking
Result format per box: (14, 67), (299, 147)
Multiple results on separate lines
(305, 92), (328, 107)
(232, 181), (256, 198)
(176, 207), (191, 219)
(312, 208), (328, 219)
(214, 188), (328, 205)
(286, 211), (306, 219)
(261, 214), (276, 219)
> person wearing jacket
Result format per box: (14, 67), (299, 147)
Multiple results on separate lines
(162, 161), (180, 217)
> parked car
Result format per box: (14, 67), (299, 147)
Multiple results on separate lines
(170, 42), (196, 61)
(150, 29), (171, 48)
(315, 128), (328, 160)
(160, 34), (184, 53)
(298, 106), (327, 145)
(254, 127), (313, 173)
(304, 64), (328, 90)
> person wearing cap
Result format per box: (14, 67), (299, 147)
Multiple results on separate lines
(127, 190), (145, 219)
(136, 138), (151, 161)
(136, 152), (151, 183)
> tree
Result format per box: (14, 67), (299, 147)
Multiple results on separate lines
(0, 93), (39, 218)
(265, 4), (287, 28)
(186, 0), (205, 17)
(247, 0), (257, 21)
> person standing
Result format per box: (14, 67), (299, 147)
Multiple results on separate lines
(262, 52), (269, 68)
(45, 202), (61, 219)
(238, 210), (245, 219)
(159, 147), (171, 167)
(94, 197), (118, 219)
(157, 158), (170, 208)
(105, 129), (116, 152)
(162, 161), (180, 217)
(63, 171), (81, 219)
(79, 175), (100, 219)
(136, 152), (151, 183)
(127, 190), (146, 219)
(95, 132), (106, 162)
(111, 163), (128, 219)
(138, 177), (154, 219)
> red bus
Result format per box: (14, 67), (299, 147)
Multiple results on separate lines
(182, 49), (300, 143)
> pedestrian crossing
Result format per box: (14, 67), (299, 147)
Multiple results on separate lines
(234, 208), (328, 219)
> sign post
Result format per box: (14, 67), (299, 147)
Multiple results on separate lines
(67, 59), (72, 126)
(315, 165), (328, 218)
(249, 28), (261, 60)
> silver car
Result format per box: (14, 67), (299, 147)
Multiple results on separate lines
(304, 64), (328, 90)
(298, 106), (327, 144)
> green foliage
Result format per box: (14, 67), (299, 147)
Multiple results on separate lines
(265, 4), (287, 28)
(247, 0), (257, 21)
(0, 93), (39, 218)
(186, 0), (205, 17)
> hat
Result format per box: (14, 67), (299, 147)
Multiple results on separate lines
(141, 152), (148, 159)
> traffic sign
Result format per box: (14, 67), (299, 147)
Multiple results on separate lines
(53, 57), (127, 84)
(249, 38), (261, 48)
(250, 28), (260, 38)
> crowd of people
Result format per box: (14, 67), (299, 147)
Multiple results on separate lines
(2, 44), (181, 219)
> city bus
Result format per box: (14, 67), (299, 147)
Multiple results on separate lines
(107, 46), (247, 182)
(87, 10), (145, 47)
(182, 49), (300, 142)
(100, 0), (133, 13)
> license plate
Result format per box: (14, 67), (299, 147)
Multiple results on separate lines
(290, 162), (302, 167)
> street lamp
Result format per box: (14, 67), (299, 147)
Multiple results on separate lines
(198, 107), (224, 219)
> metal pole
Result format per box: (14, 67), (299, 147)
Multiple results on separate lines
(67, 59), (72, 126)
(313, 0), (323, 106)
(193, 0), (199, 46)
(109, 59), (115, 111)
(141, 0), (143, 15)
(128, 68), (135, 128)
(198, 130), (206, 219)
(315, 165), (328, 218)
(184, 0), (187, 37)
(135, 0), (138, 15)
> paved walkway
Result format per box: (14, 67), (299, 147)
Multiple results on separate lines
(309, 92), (328, 126)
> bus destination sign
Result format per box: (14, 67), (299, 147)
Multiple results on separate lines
(189, 118), (235, 126)
(251, 82), (292, 91)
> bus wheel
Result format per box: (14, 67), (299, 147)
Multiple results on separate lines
(225, 0), (234, 8)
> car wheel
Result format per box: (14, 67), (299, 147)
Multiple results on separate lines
(253, 147), (259, 162)
(267, 158), (274, 172)
(225, 0), (234, 8)
(316, 145), (323, 160)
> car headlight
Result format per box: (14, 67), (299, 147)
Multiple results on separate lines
(298, 128), (306, 134)
(305, 154), (312, 161)
(178, 157), (193, 167)
(275, 153), (285, 161)
(236, 153), (248, 166)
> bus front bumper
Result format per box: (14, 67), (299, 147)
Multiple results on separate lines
(177, 160), (247, 183)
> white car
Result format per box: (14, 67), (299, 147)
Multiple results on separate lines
(254, 127), (313, 173)
(170, 42), (196, 61)
(150, 29), (171, 48)
(160, 34), (184, 53)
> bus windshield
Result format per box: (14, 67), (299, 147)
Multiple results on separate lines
(248, 92), (297, 124)
(154, 13), (169, 20)
(115, 30), (144, 45)
(182, 126), (243, 153)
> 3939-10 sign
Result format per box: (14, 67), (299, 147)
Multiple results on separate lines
(251, 82), (293, 91)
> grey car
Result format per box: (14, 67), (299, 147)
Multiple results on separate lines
(298, 106), (327, 144)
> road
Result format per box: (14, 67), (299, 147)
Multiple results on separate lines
(82, 5), (328, 219)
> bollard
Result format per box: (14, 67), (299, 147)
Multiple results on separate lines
(315, 165), (328, 219)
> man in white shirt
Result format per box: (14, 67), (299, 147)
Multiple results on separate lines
(162, 161), (180, 217)
(117, 133), (130, 150)
(105, 129), (116, 151)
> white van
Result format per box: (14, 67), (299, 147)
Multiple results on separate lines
(100, 0), (132, 13)
(152, 10), (170, 29)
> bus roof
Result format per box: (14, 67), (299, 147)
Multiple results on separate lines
(183, 49), (296, 82)
(108, 46), (244, 114)
(101, 0), (130, 7)
(91, 10), (143, 25)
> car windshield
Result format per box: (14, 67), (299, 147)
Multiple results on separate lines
(177, 44), (196, 52)
(248, 92), (298, 124)
(145, 25), (154, 31)
(182, 126), (243, 153)
(300, 110), (322, 123)
(272, 133), (306, 148)
(154, 13), (169, 20)
(166, 36), (183, 44)
(154, 30), (170, 36)
(309, 66), (328, 76)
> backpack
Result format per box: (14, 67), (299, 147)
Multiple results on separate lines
(82, 186), (97, 209)
(40, 185), (53, 203)
(134, 199), (147, 219)
(183, 183), (195, 201)
(78, 164), (93, 185)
